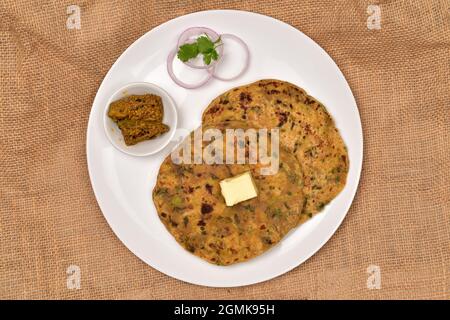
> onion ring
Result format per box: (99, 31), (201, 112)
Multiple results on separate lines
(207, 34), (250, 81)
(167, 48), (214, 89)
(176, 27), (223, 70)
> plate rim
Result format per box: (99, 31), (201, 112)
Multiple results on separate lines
(86, 9), (364, 287)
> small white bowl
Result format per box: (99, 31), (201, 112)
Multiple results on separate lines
(103, 82), (178, 156)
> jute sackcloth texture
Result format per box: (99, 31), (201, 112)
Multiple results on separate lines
(0, 0), (449, 299)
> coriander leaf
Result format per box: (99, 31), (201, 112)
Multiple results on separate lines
(177, 43), (199, 62)
(197, 36), (214, 54)
(203, 53), (212, 65)
(210, 50), (219, 61)
(176, 34), (222, 65)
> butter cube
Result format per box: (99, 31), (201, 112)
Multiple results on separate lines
(219, 171), (258, 206)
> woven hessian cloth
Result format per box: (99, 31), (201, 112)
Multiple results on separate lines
(1, 1), (449, 299)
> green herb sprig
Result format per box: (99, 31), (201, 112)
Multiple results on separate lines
(177, 35), (222, 65)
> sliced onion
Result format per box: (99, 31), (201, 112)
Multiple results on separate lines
(176, 27), (223, 69)
(207, 34), (250, 81)
(167, 28), (250, 89)
(167, 48), (214, 89)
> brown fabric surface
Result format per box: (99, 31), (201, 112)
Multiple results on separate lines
(1, 0), (449, 300)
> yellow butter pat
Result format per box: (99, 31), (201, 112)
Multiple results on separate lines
(219, 171), (258, 206)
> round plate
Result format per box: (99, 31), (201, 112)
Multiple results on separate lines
(87, 10), (363, 287)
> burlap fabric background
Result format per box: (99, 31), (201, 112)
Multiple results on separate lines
(0, 0), (449, 299)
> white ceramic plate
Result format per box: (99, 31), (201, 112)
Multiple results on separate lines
(87, 10), (363, 287)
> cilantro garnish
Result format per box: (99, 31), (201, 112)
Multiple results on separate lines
(177, 35), (222, 65)
(177, 43), (198, 62)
